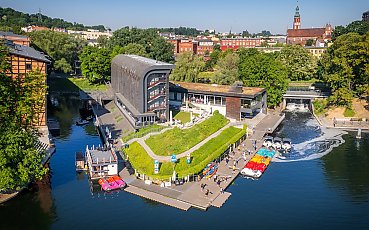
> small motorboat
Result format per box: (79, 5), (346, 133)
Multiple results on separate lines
(262, 136), (274, 148)
(282, 138), (292, 152)
(272, 137), (282, 150)
(98, 176), (126, 191)
(240, 167), (262, 178)
(76, 119), (89, 126)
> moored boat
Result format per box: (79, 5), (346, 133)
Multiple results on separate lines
(282, 138), (292, 152)
(262, 136), (274, 148)
(272, 137), (282, 150)
(76, 119), (89, 126)
(98, 176), (126, 191)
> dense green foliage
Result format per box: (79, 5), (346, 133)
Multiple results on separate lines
(238, 48), (288, 107)
(124, 126), (245, 179)
(320, 32), (369, 106)
(108, 27), (174, 63)
(111, 43), (148, 58)
(213, 52), (240, 84)
(79, 46), (111, 83)
(278, 45), (317, 81)
(344, 108), (355, 117)
(0, 44), (47, 191)
(29, 30), (85, 73)
(156, 27), (202, 36)
(0, 7), (106, 32)
(145, 111), (229, 156)
(170, 52), (205, 82)
(312, 99), (328, 115)
(332, 20), (369, 40)
(122, 124), (167, 143)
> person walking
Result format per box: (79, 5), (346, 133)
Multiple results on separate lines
(205, 189), (209, 197)
(220, 187), (224, 194)
(217, 179), (221, 187)
(225, 156), (229, 165)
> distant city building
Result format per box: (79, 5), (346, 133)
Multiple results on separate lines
(111, 55), (174, 129)
(363, 11), (369, 21)
(196, 39), (214, 56)
(220, 37), (261, 51)
(68, 29), (112, 40)
(178, 39), (198, 54)
(0, 31), (30, 46)
(286, 5), (332, 46)
(21, 25), (50, 33)
(305, 46), (327, 58)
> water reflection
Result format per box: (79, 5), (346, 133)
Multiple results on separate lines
(322, 132), (369, 202)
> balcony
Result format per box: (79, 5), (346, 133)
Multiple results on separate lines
(147, 79), (166, 89)
(148, 92), (166, 103)
(148, 104), (166, 112)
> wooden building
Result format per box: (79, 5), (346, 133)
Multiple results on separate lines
(5, 40), (50, 126)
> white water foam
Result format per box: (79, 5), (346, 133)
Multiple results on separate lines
(272, 127), (347, 163)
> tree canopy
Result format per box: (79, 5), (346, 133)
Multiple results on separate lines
(0, 7), (106, 31)
(320, 32), (369, 106)
(108, 27), (174, 63)
(213, 52), (240, 85)
(79, 46), (111, 84)
(278, 45), (317, 81)
(29, 30), (85, 73)
(332, 20), (369, 40)
(170, 52), (205, 82)
(238, 48), (288, 107)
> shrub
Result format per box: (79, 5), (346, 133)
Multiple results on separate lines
(344, 107), (355, 117)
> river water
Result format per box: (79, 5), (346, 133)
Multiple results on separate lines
(0, 95), (368, 230)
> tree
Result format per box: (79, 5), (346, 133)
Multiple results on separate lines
(29, 30), (85, 73)
(111, 43), (148, 58)
(238, 48), (288, 107)
(305, 39), (314, 46)
(278, 45), (317, 81)
(213, 52), (240, 85)
(320, 32), (369, 106)
(108, 27), (174, 63)
(96, 35), (109, 48)
(79, 46), (111, 84)
(332, 20), (369, 40)
(204, 48), (221, 70)
(0, 44), (47, 191)
(170, 52), (205, 82)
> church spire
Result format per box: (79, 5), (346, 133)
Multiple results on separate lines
(293, 3), (301, 30)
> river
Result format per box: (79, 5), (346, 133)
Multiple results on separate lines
(0, 95), (368, 230)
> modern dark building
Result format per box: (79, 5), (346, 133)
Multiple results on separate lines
(111, 55), (174, 129)
(363, 11), (369, 21)
(169, 81), (267, 120)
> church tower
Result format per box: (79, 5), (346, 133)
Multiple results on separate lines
(293, 5), (301, 30)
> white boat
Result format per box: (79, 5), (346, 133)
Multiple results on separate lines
(76, 119), (89, 126)
(262, 136), (274, 148)
(272, 137), (282, 150)
(281, 138), (292, 151)
(240, 168), (262, 178)
(286, 103), (296, 110)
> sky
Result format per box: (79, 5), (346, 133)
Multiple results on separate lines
(0, 0), (368, 34)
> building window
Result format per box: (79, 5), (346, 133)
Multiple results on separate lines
(26, 64), (32, 70)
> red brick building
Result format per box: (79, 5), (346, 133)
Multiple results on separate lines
(178, 39), (197, 54)
(286, 6), (332, 46)
(220, 38), (261, 51)
(196, 39), (214, 56)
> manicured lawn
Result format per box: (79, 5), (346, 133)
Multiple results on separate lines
(172, 111), (198, 124)
(145, 111), (229, 156)
(122, 124), (168, 143)
(123, 126), (245, 180)
(68, 77), (107, 92)
(48, 77), (107, 92)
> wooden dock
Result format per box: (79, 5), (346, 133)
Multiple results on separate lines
(211, 192), (232, 208)
(125, 186), (191, 211)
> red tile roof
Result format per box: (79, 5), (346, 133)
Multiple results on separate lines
(287, 28), (325, 38)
